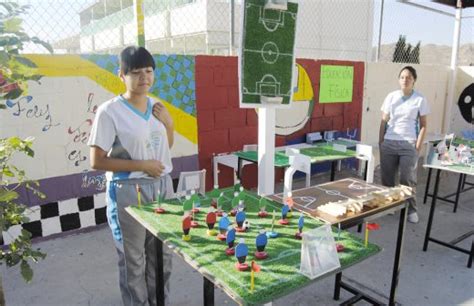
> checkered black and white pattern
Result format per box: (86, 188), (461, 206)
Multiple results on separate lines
(1, 193), (107, 245)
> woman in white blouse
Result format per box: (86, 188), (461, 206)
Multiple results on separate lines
(379, 66), (429, 224)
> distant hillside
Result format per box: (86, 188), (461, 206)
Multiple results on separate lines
(375, 43), (474, 66)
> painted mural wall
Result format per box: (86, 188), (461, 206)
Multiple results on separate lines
(1, 54), (199, 206)
(196, 56), (365, 190)
(2, 54), (364, 242)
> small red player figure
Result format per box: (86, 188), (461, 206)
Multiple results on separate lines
(258, 196), (269, 218)
(182, 213), (192, 241)
(206, 207), (217, 236)
(154, 190), (165, 214)
(225, 227), (236, 256)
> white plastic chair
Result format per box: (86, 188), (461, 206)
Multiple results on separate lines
(283, 153), (312, 200)
(176, 169), (206, 197)
(285, 147), (311, 188)
(212, 144), (258, 187)
(356, 144), (374, 183)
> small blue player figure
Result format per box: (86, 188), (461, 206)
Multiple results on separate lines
(295, 213), (304, 240)
(255, 229), (268, 259)
(235, 238), (249, 271)
(217, 213), (230, 241)
(235, 209), (246, 232)
(225, 226), (236, 256)
(279, 203), (290, 225)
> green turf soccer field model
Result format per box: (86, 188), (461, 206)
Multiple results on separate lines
(240, 0), (298, 106)
(127, 187), (380, 305)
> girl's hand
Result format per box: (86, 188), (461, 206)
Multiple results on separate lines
(152, 101), (173, 128)
(142, 160), (165, 177)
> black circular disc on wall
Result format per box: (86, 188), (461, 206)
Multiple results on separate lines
(458, 83), (474, 123)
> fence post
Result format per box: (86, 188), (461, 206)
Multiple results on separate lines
(229, 0), (235, 55)
(134, 0), (145, 47)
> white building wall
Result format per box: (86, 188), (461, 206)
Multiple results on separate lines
(362, 62), (450, 166)
(449, 66), (474, 135)
(78, 0), (375, 60)
(205, 0), (375, 60)
(294, 0), (375, 61)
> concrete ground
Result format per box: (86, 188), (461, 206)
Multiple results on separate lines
(2, 164), (473, 306)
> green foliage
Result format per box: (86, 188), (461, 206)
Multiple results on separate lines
(392, 35), (420, 64)
(0, 137), (46, 283)
(0, 2), (52, 107)
(1, 2), (50, 284)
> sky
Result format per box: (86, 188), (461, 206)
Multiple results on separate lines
(374, 0), (474, 47)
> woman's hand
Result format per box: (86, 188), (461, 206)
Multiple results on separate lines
(152, 101), (173, 128)
(415, 143), (422, 155)
(141, 160), (165, 177)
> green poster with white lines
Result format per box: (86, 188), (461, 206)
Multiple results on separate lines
(240, 0), (298, 107)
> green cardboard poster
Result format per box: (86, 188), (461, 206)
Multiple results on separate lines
(240, 0), (298, 107)
(319, 65), (354, 103)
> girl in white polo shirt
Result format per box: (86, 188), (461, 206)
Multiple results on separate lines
(379, 66), (429, 224)
(88, 46), (174, 305)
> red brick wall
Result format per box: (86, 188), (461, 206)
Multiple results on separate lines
(195, 56), (364, 191)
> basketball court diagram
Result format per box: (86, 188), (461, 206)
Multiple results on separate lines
(270, 178), (387, 213)
(240, 0), (298, 106)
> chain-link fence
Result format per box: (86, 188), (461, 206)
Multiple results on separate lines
(2, 0), (473, 65)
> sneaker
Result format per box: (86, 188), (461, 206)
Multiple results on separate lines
(407, 212), (419, 224)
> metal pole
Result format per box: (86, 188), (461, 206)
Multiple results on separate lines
(442, 2), (462, 133)
(134, 0), (146, 47)
(375, 0), (384, 62)
(229, 0), (235, 55)
(258, 107), (276, 196)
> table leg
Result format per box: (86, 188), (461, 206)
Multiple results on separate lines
(364, 159), (369, 181)
(423, 169), (441, 252)
(453, 173), (464, 213)
(468, 240), (473, 268)
(423, 167), (432, 204)
(389, 203), (408, 306)
(155, 237), (165, 306)
(203, 276), (214, 306)
(237, 157), (243, 181)
(330, 161), (336, 181)
(333, 272), (342, 300)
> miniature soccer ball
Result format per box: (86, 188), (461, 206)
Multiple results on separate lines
(243, 220), (250, 230)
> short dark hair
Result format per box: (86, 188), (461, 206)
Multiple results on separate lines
(399, 66), (417, 81)
(119, 46), (155, 75)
